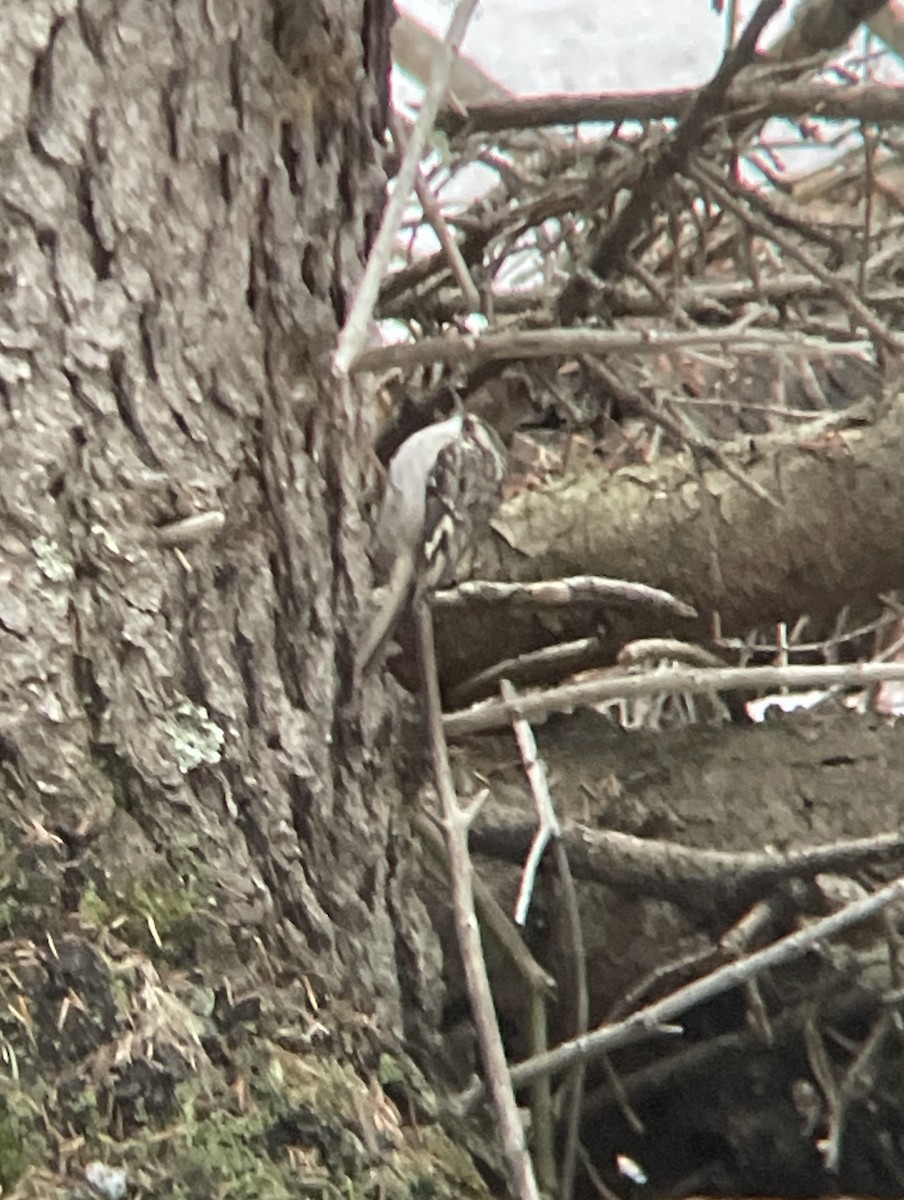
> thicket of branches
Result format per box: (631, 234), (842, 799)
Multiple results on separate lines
(367, 0), (904, 696)
(351, 5), (904, 1199)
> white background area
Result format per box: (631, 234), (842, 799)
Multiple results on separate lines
(397, 0), (903, 97)
(398, 0), (756, 95)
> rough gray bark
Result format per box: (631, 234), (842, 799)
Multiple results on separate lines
(0, 1), (459, 1189)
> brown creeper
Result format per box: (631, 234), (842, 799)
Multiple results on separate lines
(356, 413), (506, 672)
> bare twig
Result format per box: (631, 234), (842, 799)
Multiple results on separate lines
(807, 1009), (894, 1172)
(445, 661), (904, 737)
(693, 160), (904, 357)
(433, 576), (696, 618)
(392, 10), (510, 106)
(767, 0), (888, 61)
(334, 0), (480, 376)
(471, 824), (904, 917)
(458, 873), (904, 1108)
(402, 273), (904, 325)
(389, 114), (483, 313)
(560, 0), (782, 305)
(585, 357), (783, 509)
(525, 986), (555, 1196)
(351, 325), (870, 375)
(617, 639), (728, 669)
(413, 811), (555, 998)
(415, 599), (539, 1200)
(501, 680), (561, 927)
(551, 807), (588, 1200)
(502, 678), (587, 1196)
(447, 637), (604, 710)
(436, 81), (904, 138)
(589, 981), (902, 1126)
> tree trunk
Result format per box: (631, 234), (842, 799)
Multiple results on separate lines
(0, 1), (456, 1191)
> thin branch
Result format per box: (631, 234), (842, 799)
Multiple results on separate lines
(693, 159), (904, 357)
(447, 637), (603, 711)
(351, 325), (871, 375)
(444, 661), (904, 737)
(470, 825), (904, 915)
(413, 811), (555, 998)
(392, 10), (510, 106)
(333, 0), (480, 376)
(389, 114), (483, 313)
(808, 1009), (894, 1172)
(585, 357), (783, 509)
(767, 0), (889, 61)
(415, 600), (540, 1200)
(501, 678), (568, 1193)
(394, 273), (904, 325)
(561, 0), (782, 301)
(501, 679), (561, 927)
(433, 576), (696, 619)
(458, 873), (904, 1108)
(588, 982), (901, 1125)
(552, 808), (588, 1200)
(617, 639), (729, 670)
(436, 81), (904, 138)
